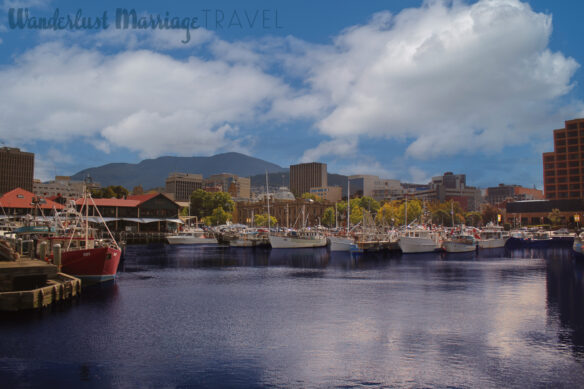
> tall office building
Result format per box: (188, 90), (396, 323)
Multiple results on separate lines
(290, 162), (327, 196)
(0, 147), (34, 194)
(543, 118), (584, 200)
(165, 172), (203, 202)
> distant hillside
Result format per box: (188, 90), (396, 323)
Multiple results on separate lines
(71, 152), (287, 189)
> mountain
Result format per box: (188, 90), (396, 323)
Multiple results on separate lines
(71, 152), (287, 189)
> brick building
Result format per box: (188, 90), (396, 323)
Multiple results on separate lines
(290, 162), (327, 197)
(543, 118), (584, 200)
(0, 147), (34, 194)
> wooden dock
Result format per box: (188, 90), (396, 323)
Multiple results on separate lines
(0, 259), (81, 311)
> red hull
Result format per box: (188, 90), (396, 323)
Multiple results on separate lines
(61, 247), (121, 283)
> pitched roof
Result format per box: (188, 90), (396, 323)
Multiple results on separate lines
(0, 188), (65, 210)
(75, 198), (140, 208)
(126, 193), (160, 203)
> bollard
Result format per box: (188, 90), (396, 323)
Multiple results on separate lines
(16, 238), (22, 255)
(39, 241), (48, 261)
(53, 244), (62, 270)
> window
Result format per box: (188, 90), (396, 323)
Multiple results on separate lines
(557, 140), (566, 146)
(557, 147), (566, 153)
(571, 192), (580, 197)
(558, 162), (567, 168)
(571, 168), (580, 175)
(546, 177), (555, 183)
(559, 184), (568, 190)
(568, 138), (578, 145)
(570, 184), (580, 190)
(569, 146), (578, 152)
(570, 161), (579, 167)
(544, 156), (555, 162)
(571, 176), (580, 182)
(547, 185), (556, 191)
(568, 123), (578, 130)
(570, 154), (579, 160)
(558, 169), (567, 176)
(558, 177), (567, 183)
(556, 132), (566, 139)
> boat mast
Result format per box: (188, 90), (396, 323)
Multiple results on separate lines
(335, 202), (338, 229)
(84, 183), (89, 248)
(265, 170), (270, 230)
(347, 179), (350, 234)
(405, 194), (408, 227)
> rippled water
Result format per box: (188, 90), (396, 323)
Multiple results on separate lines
(1, 245), (584, 388)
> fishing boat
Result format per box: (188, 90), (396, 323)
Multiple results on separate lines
(398, 228), (442, 254)
(443, 233), (477, 253)
(269, 228), (328, 249)
(166, 227), (217, 244)
(229, 228), (270, 248)
(573, 233), (584, 255)
(477, 225), (508, 249)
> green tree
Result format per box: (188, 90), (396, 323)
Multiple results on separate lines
(548, 208), (562, 227)
(357, 196), (380, 214)
(190, 190), (234, 219)
(301, 192), (319, 201)
(376, 201), (399, 226)
(254, 213), (278, 227)
(399, 199), (422, 225)
(322, 207), (336, 227)
(350, 205), (364, 226)
(203, 206), (231, 226)
(465, 211), (482, 227)
(92, 185), (129, 199)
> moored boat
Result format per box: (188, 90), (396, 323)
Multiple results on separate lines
(398, 228), (442, 254)
(166, 228), (217, 245)
(443, 234), (477, 253)
(269, 229), (328, 249)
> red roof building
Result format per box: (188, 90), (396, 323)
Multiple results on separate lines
(0, 188), (65, 215)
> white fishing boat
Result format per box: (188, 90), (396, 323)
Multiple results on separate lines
(478, 226), (508, 249)
(166, 228), (217, 244)
(229, 229), (269, 248)
(398, 228), (442, 253)
(269, 228), (328, 249)
(328, 235), (354, 251)
(573, 233), (584, 255)
(443, 234), (477, 253)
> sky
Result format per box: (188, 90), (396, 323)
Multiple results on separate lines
(1, 0), (583, 189)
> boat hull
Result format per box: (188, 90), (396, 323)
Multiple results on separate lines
(269, 235), (327, 249)
(328, 236), (353, 251)
(443, 241), (476, 253)
(166, 236), (217, 245)
(61, 246), (121, 285)
(573, 238), (584, 255)
(478, 238), (508, 249)
(399, 236), (441, 254)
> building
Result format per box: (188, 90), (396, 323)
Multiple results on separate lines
(204, 173), (251, 199)
(165, 173), (203, 202)
(0, 188), (64, 215)
(543, 118), (584, 200)
(290, 162), (327, 196)
(0, 147), (34, 194)
(234, 198), (332, 227)
(505, 199), (584, 227)
(486, 184), (544, 206)
(76, 192), (181, 232)
(309, 186), (342, 202)
(33, 176), (100, 199)
(400, 172), (482, 211)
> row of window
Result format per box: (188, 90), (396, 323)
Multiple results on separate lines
(544, 169), (581, 176)
(545, 192), (581, 199)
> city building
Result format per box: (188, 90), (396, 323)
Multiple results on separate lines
(309, 186), (342, 202)
(165, 173), (203, 202)
(486, 184), (544, 206)
(543, 118), (584, 200)
(0, 147), (34, 194)
(347, 175), (404, 201)
(0, 188), (64, 215)
(33, 176), (100, 199)
(401, 172), (482, 211)
(290, 162), (327, 196)
(203, 173), (251, 199)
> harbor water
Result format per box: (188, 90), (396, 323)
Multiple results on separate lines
(1, 245), (584, 388)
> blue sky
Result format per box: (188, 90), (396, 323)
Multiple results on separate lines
(1, 0), (583, 189)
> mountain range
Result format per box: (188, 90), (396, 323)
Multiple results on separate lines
(71, 152), (349, 191)
(71, 152), (288, 189)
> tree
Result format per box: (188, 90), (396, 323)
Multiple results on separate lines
(254, 213), (278, 227)
(132, 185), (144, 195)
(350, 205), (364, 226)
(91, 185), (129, 199)
(548, 208), (562, 227)
(465, 211), (482, 227)
(482, 204), (501, 225)
(399, 199), (422, 226)
(203, 206), (231, 226)
(376, 202), (399, 226)
(301, 192), (319, 201)
(358, 196), (380, 214)
(322, 207), (336, 227)
(190, 190), (234, 219)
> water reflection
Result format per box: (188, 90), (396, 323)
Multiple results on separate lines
(546, 255), (584, 357)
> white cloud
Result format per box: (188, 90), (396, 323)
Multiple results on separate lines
(293, 0), (580, 159)
(0, 42), (288, 158)
(408, 166), (430, 184)
(300, 137), (357, 163)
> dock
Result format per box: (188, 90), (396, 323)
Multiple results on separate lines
(0, 245), (81, 311)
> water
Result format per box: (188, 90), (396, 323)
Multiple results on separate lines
(1, 245), (584, 388)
